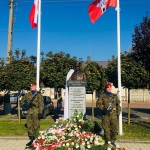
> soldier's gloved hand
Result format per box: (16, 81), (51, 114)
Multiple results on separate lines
(38, 113), (43, 120)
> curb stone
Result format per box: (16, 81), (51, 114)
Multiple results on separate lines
(0, 136), (28, 140)
(117, 140), (150, 143)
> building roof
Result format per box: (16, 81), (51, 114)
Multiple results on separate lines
(95, 61), (109, 68)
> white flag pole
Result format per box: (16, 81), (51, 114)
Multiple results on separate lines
(36, 0), (41, 91)
(116, 0), (123, 135)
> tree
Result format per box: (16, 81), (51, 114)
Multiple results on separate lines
(106, 52), (148, 89)
(0, 49), (36, 91)
(84, 61), (106, 120)
(0, 58), (6, 91)
(5, 60), (36, 91)
(41, 51), (77, 90)
(132, 16), (150, 87)
(85, 61), (106, 92)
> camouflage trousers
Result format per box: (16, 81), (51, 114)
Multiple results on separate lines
(26, 113), (40, 137)
(102, 113), (118, 142)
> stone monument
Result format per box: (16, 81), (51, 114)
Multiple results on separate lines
(67, 62), (87, 118)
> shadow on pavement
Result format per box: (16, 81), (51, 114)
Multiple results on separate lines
(86, 107), (102, 120)
(132, 108), (150, 114)
(122, 111), (141, 120)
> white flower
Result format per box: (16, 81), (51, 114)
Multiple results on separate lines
(39, 131), (45, 134)
(62, 143), (66, 147)
(86, 141), (90, 145)
(99, 141), (105, 145)
(69, 127), (72, 130)
(66, 143), (70, 147)
(68, 133), (73, 136)
(76, 144), (79, 148)
(90, 137), (93, 141)
(79, 119), (83, 122)
(75, 127), (78, 131)
(94, 140), (99, 145)
(41, 135), (45, 139)
(71, 142), (74, 146)
(87, 144), (91, 149)
(95, 137), (99, 141)
(107, 147), (111, 150)
(87, 136), (90, 139)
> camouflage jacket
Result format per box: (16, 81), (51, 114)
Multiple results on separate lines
(21, 91), (44, 114)
(96, 92), (121, 116)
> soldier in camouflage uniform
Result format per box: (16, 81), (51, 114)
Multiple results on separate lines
(96, 82), (121, 144)
(22, 82), (44, 148)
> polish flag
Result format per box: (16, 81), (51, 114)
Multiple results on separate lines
(29, 0), (39, 28)
(88, 0), (117, 23)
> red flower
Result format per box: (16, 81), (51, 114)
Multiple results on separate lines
(48, 144), (56, 150)
(77, 122), (83, 127)
(39, 146), (46, 150)
(39, 138), (45, 145)
(32, 140), (39, 148)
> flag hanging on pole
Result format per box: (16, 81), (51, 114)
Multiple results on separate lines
(88, 0), (117, 23)
(29, 0), (39, 28)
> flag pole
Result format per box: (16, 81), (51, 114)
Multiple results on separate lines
(116, 0), (123, 135)
(36, 0), (41, 91)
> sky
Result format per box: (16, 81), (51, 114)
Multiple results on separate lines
(0, 0), (150, 62)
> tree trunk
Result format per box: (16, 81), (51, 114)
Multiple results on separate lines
(92, 92), (94, 121)
(128, 88), (130, 125)
(18, 94), (21, 123)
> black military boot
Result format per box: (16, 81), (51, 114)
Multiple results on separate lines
(26, 136), (35, 147)
(111, 140), (117, 148)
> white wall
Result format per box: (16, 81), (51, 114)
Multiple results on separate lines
(130, 89), (150, 102)
(111, 86), (127, 101)
(41, 87), (55, 99)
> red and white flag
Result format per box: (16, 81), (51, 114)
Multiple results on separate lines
(88, 0), (117, 23)
(29, 0), (39, 28)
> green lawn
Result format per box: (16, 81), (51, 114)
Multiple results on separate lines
(117, 121), (150, 141)
(0, 119), (54, 136)
(0, 118), (149, 141)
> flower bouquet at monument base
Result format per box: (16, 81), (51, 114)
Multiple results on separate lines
(32, 110), (107, 150)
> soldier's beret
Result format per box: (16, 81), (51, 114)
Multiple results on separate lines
(31, 82), (37, 86)
(105, 82), (112, 88)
